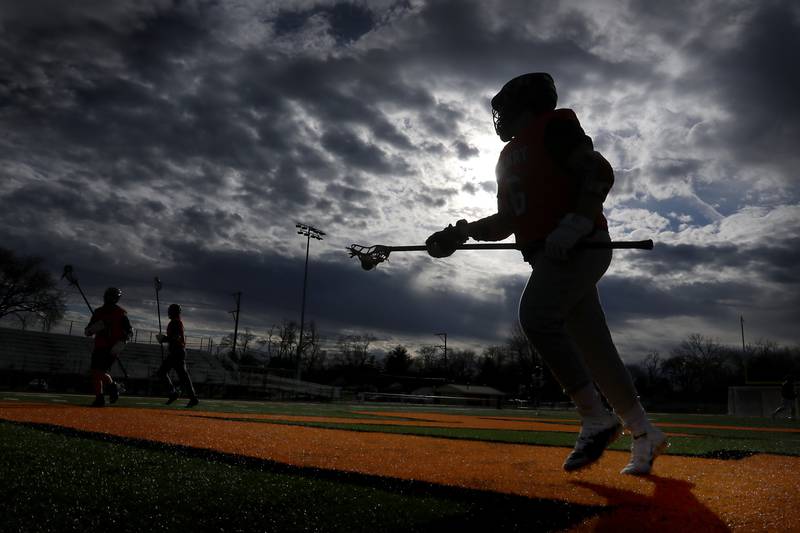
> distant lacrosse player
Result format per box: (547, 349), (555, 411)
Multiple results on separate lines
(771, 376), (797, 420)
(425, 73), (666, 474)
(84, 287), (132, 407)
(156, 304), (199, 408)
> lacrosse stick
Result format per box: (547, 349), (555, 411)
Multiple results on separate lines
(61, 265), (94, 313)
(347, 239), (654, 271)
(154, 277), (165, 362)
(61, 264), (129, 381)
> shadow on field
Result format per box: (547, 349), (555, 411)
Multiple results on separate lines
(11, 421), (604, 532)
(572, 476), (731, 532)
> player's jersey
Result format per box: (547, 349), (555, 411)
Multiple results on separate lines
(495, 108), (609, 245)
(166, 319), (186, 356)
(88, 304), (131, 349)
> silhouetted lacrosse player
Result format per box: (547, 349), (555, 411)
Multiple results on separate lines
(84, 287), (132, 407)
(156, 304), (199, 408)
(425, 73), (667, 475)
(771, 375), (797, 420)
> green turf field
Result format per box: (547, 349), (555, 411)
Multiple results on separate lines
(3, 392), (798, 457)
(1, 392), (798, 532)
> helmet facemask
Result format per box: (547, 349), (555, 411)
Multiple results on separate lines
(167, 303), (181, 319)
(103, 287), (122, 305)
(491, 72), (557, 141)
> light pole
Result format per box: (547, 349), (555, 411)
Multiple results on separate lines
(295, 222), (325, 380)
(436, 332), (447, 368)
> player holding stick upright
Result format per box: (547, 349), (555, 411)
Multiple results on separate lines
(425, 73), (667, 475)
(156, 304), (199, 408)
(84, 287), (132, 407)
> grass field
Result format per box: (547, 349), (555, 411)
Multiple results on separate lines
(1, 392), (799, 532)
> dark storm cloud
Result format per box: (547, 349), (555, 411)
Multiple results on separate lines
(701, 2), (800, 177)
(320, 127), (405, 175)
(274, 2), (376, 45)
(1, 0), (798, 354)
(94, 242), (520, 342)
(626, 241), (800, 288)
(622, 1), (800, 183)
(453, 140), (479, 160)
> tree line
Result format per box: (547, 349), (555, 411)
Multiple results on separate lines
(219, 314), (800, 408)
(3, 246), (798, 407)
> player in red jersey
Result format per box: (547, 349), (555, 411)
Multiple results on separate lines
(426, 73), (667, 475)
(84, 287), (132, 407)
(156, 304), (199, 408)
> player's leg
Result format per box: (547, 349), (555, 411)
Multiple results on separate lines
(89, 350), (107, 406)
(518, 239), (621, 471)
(100, 366), (121, 404)
(175, 359), (198, 407)
(568, 287), (667, 475)
(157, 358), (179, 404)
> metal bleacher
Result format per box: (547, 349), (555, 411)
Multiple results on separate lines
(0, 327), (339, 400)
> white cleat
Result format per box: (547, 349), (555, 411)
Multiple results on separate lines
(620, 427), (669, 475)
(563, 413), (623, 472)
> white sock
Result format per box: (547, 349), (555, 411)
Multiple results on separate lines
(571, 383), (609, 419)
(620, 399), (654, 436)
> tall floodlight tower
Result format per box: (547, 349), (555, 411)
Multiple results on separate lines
(436, 332), (448, 367)
(295, 222), (325, 380)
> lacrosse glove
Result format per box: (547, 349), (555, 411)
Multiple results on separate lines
(156, 333), (167, 343)
(426, 219), (469, 258)
(545, 213), (594, 260)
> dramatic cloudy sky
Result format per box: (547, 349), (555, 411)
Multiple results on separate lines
(1, 0), (798, 360)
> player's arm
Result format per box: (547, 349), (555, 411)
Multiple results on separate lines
(543, 118), (613, 259)
(545, 117), (613, 221)
(425, 194), (514, 257)
(121, 313), (133, 342)
(566, 146), (614, 222)
(84, 312), (105, 336)
(463, 210), (514, 242)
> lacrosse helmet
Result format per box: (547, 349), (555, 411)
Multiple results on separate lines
(491, 72), (557, 141)
(103, 287), (122, 305)
(167, 303), (182, 318)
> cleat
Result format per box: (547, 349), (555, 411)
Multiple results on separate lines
(90, 395), (105, 408)
(563, 414), (622, 472)
(186, 397), (199, 408)
(166, 391), (179, 405)
(108, 382), (120, 404)
(621, 427), (669, 475)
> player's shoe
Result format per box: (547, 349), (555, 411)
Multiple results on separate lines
(108, 382), (120, 404)
(620, 427), (669, 475)
(563, 413), (622, 472)
(186, 397), (199, 408)
(166, 391), (179, 405)
(90, 394), (105, 407)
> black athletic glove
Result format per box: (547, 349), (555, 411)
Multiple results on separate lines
(425, 220), (469, 258)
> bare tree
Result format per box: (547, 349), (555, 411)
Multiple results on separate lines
(278, 320), (298, 358)
(413, 345), (440, 375)
(446, 348), (478, 382)
(0, 247), (65, 331)
(335, 333), (376, 368)
(300, 321), (326, 372)
(642, 352), (662, 384)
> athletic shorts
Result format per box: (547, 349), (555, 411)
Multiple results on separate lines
(90, 348), (115, 372)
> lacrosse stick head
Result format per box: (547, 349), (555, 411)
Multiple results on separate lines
(61, 264), (77, 285)
(347, 244), (392, 271)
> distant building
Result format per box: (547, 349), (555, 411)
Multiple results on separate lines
(411, 383), (506, 408)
